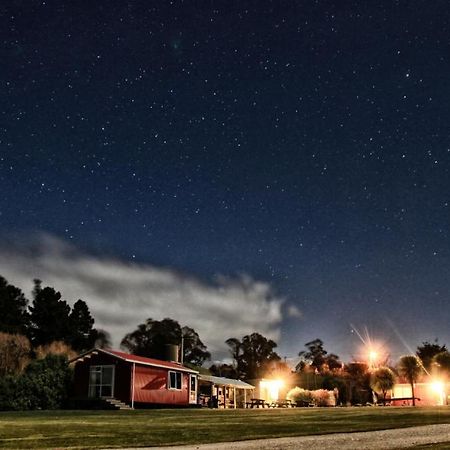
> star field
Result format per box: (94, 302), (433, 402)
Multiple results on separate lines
(1, 1), (450, 360)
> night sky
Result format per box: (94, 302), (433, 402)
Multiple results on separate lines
(1, 1), (450, 363)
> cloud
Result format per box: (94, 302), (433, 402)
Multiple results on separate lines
(0, 234), (284, 360)
(287, 304), (303, 319)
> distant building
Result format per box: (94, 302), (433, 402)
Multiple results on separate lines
(391, 379), (450, 406)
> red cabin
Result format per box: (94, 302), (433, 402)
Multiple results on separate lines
(71, 348), (198, 409)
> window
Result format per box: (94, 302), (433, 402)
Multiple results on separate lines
(168, 371), (182, 390)
(88, 365), (114, 398)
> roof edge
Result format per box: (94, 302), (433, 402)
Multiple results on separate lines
(69, 348), (198, 373)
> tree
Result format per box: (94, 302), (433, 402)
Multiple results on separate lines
(0, 276), (29, 334)
(122, 318), (180, 359)
(342, 362), (371, 405)
(298, 339), (326, 371)
(370, 367), (396, 405)
(68, 299), (95, 352)
(180, 326), (211, 366)
(226, 332), (280, 380)
(398, 355), (422, 406)
(297, 339), (341, 374)
(432, 351), (450, 376)
(0, 332), (31, 377)
(416, 340), (447, 372)
(28, 280), (71, 347)
(209, 363), (238, 379)
(325, 353), (342, 371)
(91, 328), (111, 349)
(121, 318), (210, 365)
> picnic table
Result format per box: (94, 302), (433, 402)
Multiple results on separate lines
(270, 399), (295, 408)
(246, 398), (270, 408)
(296, 400), (315, 407)
(384, 397), (421, 406)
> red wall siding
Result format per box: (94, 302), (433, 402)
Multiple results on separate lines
(133, 364), (190, 405)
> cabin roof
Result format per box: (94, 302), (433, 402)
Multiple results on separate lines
(71, 348), (198, 373)
(199, 374), (254, 389)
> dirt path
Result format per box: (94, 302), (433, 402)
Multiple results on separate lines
(154, 424), (450, 450)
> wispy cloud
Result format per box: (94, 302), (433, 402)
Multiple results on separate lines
(0, 234), (284, 360)
(287, 304), (303, 319)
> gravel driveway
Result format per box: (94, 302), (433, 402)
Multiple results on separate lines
(153, 424), (450, 450)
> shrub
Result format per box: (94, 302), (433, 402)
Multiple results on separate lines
(286, 387), (336, 406)
(312, 389), (335, 406)
(0, 354), (72, 411)
(0, 332), (31, 376)
(286, 387), (313, 404)
(23, 354), (73, 409)
(0, 376), (19, 410)
(35, 341), (77, 361)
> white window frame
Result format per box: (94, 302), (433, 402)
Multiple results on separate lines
(168, 370), (182, 390)
(88, 365), (115, 398)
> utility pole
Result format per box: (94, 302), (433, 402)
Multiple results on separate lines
(180, 335), (184, 364)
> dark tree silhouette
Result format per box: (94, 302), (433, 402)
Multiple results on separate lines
(343, 362), (372, 405)
(297, 339), (341, 373)
(0, 276), (29, 334)
(416, 340), (447, 371)
(432, 351), (450, 375)
(121, 318), (210, 365)
(180, 325), (211, 366)
(28, 279), (71, 346)
(226, 332), (280, 380)
(68, 299), (96, 351)
(209, 363), (238, 379)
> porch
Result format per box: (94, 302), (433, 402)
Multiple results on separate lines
(198, 374), (254, 408)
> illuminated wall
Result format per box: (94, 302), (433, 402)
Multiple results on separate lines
(392, 382), (450, 406)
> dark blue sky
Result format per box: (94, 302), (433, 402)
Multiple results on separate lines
(1, 1), (450, 362)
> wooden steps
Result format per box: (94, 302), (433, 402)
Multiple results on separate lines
(103, 397), (133, 410)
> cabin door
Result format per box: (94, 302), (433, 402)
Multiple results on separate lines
(189, 374), (197, 404)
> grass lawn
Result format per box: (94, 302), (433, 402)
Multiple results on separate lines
(0, 406), (449, 449)
(410, 444), (450, 449)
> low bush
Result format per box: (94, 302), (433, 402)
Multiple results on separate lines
(287, 386), (336, 406)
(0, 354), (72, 411)
(286, 387), (314, 404)
(312, 389), (335, 406)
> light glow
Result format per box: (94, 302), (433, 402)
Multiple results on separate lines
(260, 379), (284, 402)
(350, 324), (387, 370)
(431, 381), (444, 394)
(430, 380), (445, 406)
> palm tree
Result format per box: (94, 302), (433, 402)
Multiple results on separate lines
(370, 367), (396, 405)
(398, 355), (422, 406)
